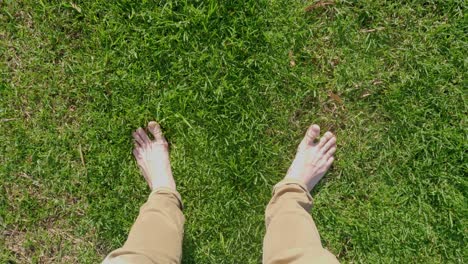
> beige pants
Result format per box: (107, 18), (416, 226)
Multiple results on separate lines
(103, 180), (338, 264)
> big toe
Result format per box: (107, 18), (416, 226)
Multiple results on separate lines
(303, 124), (320, 145)
(148, 121), (166, 143)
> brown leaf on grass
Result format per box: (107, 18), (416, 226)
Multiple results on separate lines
(328, 91), (343, 104)
(1, 118), (17, 122)
(361, 92), (371, 98)
(372, 79), (383, 85)
(289, 50), (296, 67)
(330, 58), (340, 68)
(305, 1), (335, 12)
(70, 2), (82, 13)
(78, 144), (85, 166)
(360, 27), (385, 33)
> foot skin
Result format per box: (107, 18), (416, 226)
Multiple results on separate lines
(284, 124), (337, 192)
(132, 121), (176, 191)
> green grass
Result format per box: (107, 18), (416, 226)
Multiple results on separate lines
(1, 0), (466, 263)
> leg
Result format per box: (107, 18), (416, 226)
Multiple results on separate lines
(263, 124), (339, 264)
(103, 122), (184, 264)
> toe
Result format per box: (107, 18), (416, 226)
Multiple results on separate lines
(303, 124), (320, 145)
(148, 121), (166, 143)
(136, 127), (151, 144)
(132, 130), (144, 146)
(322, 136), (337, 153)
(317, 131), (333, 148)
(132, 148), (140, 158)
(325, 146), (337, 159)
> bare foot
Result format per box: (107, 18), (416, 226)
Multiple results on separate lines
(284, 124), (336, 192)
(132, 121), (176, 191)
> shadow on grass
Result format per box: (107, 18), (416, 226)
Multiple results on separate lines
(182, 234), (196, 264)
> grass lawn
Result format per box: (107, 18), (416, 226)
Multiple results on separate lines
(1, 0), (466, 263)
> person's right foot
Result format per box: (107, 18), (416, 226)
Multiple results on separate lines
(284, 124), (336, 192)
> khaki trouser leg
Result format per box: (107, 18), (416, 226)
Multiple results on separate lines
(103, 188), (185, 264)
(263, 179), (339, 264)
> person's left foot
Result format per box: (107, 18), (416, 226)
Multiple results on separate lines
(132, 121), (176, 190)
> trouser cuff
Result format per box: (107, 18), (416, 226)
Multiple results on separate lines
(150, 187), (184, 210)
(273, 179), (311, 199)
